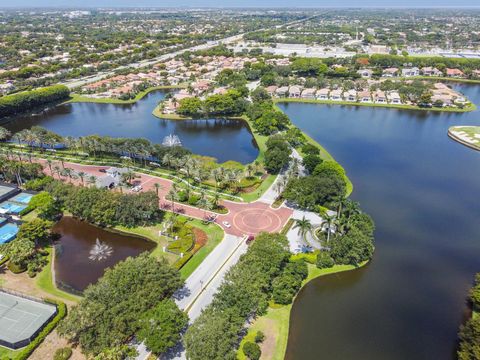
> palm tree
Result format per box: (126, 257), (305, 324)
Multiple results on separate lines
(46, 159), (53, 175)
(197, 191), (211, 219)
(77, 171), (86, 186)
(153, 183), (164, 197)
(87, 175), (97, 187)
(245, 163), (255, 178)
(53, 165), (62, 179)
(293, 216), (313, 243)
(321, 213), (337, 244)
(166, 183), (179, 212)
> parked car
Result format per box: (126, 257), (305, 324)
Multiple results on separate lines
(222, 221), (231, 228)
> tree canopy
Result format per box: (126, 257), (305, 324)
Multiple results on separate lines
(58, 254), (184, 356)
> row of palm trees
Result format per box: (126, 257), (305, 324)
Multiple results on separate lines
(292, 198), (361, 248)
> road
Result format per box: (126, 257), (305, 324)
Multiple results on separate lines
(175, 233), (246, 315)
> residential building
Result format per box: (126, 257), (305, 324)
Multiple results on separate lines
(329, 89), (343, 101)
(402, 67), (420, 77)
(301, 88), (316, 99)
(316, 88), (329, 100)
(357, 69), (373, 78)
(359, 90), (372, 103)
(289, 86), (302, 98)
(382, 68), (399, 77)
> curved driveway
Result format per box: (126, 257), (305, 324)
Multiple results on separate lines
(41, 161), (292, 236)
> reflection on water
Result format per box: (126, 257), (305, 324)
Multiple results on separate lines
(279, 83), (480, 360)
(3, 90), (259, 164)
(53, 216), (155, 292)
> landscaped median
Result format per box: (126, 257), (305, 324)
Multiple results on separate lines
(237, 261), (369, 360)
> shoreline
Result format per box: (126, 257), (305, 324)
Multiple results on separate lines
(447, 126), (480, 151)
(238, 260), (370, 360)
(274, 98), (477, 113)
(66, 85), (185, 105)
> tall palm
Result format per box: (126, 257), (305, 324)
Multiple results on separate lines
(46, 159), (53, 175)
(53, 165), (61, 179)
(87, 175), (97, 187)
(77, 171), (86, 186)
(153, 183), (164, 197)
(166, 183), (179, 212)
(321, 213), (337, 244)
(293, 216), (313, 243)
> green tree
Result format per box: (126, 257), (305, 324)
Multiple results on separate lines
(136, 299), (188, 355)
(243, 341), (261, 360)
(29, 191), (60, 220)
(58, 254), (183, 356)
(293, 216), (313, 242)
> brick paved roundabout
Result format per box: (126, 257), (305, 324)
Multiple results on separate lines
(38, 160), (293, 236)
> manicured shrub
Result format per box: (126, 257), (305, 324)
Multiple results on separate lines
(243, 341), (261, 360)
(7, 261), (26, 274)
(316, 251), (335, 269)
(54, 347), (72, 360)
(188, 194), (200, 205)
(290, 251), (318, 264)
(254, 331), (265, 343)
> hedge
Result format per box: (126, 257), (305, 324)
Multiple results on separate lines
(10, 299), (67, 360)
(0, 255), (10, 267)
(0, 85), (70, 118)
(173, 252), (193, 270)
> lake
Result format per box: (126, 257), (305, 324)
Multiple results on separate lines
(278, 84), (480, 360)
(2, 90), (259, 164)
(53, 216), (156, 293)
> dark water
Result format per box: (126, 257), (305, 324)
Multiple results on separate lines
(53, 216), (155, 292)
(278, 84), (480, 360)
(3, 90), (258, 164)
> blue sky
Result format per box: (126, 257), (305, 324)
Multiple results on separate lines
(4, 1), (480, 7)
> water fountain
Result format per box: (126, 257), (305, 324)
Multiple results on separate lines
(88, 238), (113, 261)
(162, 134), (182, 147)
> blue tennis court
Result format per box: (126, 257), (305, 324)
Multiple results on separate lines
(0, 223), (19, 244)
(0, 201), (27, 215)
(9, 193), (33, 205)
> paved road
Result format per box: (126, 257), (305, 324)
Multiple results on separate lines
(175, 233), (245, 313)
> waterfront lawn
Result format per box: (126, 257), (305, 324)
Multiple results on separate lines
(116, 217), (224, 280)
(237, 263), (366, 360)
(36, 248), (81, 303)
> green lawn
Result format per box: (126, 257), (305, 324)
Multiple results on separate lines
(179, 220), (224, 279)
(237, 262), (368, 360)
(0, 345), (19, 359)
(116, 217), (225, 280)
(36, 248), (81, 303)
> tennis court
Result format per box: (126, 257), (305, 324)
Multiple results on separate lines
(0, 223), (18, 244)
(9, 193), (33, 205)
(0, 201), (27, 215)
(0, 291), (57, 349)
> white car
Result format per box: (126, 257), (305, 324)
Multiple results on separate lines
(222, 221), (231, 228)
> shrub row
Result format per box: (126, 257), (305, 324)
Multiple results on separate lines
(0, 85), (70, 118)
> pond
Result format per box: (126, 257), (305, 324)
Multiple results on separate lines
(278, 84), (480, 360)
(2, 90), (259, 164)
(53, 216), (156, 293)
